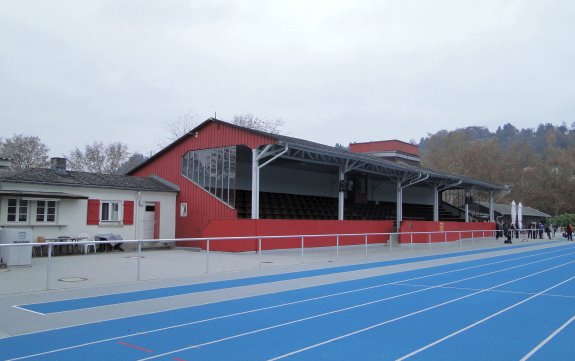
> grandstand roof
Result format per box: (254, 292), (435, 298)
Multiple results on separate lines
(131, 118), (505, 193)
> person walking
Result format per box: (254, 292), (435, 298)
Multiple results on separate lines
(538, 222), (545, 239)
(553, 223), (558, 238)
(503, 222), (512, 244)
(567, 223), (574, 242)
(544, 224), (551, 240)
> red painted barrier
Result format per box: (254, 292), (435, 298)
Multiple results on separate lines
(398, 221), (495, 243)
(177, 219), (395, 252)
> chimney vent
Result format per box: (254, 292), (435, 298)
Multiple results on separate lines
(50, 157), (67, 175)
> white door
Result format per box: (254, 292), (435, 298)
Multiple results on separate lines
(143, 203), (156, 240)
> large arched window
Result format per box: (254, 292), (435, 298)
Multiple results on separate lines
(181, 146), (237, 207)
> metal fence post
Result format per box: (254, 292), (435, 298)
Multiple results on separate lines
(336, 235), (339, 261)
(365, 234), (368, 258)
(300, 236), (304, 264)
(206, 239), (210, 274)
(46, 243), (53, 290)
(137, 240), (142, 281)
(258, 237), (262, 269)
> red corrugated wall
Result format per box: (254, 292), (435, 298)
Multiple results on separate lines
(131, 121), (277, 239)
(349, 140), (420, 156)
(189, 219), (396, 252)
(398, 221), (495, 243)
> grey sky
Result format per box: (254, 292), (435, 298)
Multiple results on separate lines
(1, 0), (574, 157)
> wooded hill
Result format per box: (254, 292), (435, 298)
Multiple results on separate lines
(419, 123), (575, 216)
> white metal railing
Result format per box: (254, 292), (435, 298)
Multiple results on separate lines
(0, 228), (519, 291)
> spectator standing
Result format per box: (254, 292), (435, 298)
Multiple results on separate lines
(544, 224), (551, 239)
(530, 222), (537, 239)
(567, 224), (574, 241)
(503, 222), (512, 244)
(552, 223), (558, 238)
(538, 222), (544, 239)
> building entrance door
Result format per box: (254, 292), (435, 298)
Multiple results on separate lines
(143, 203), (156, 240)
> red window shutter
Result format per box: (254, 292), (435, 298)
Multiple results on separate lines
(87, 199), (100, 225)
(123, 200), (134, 225)
(154, 201), (161, 239)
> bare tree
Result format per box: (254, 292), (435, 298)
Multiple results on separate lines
(0, 134), (49, 168)
(67, 142), (130, 174)
(116, 153), (148, 174)
(232, 113), (284, 134)
(161, 112), (200, 144)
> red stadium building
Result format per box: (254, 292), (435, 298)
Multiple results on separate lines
(129, 119), (503, 251)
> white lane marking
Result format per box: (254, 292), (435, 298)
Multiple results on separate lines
(266, 261), (575, 361)
(7, 248), (573, 361)
(136, 258), (575, 360)
(11, 305), (46, 316)
(519, 314), (575, 361)
(396, 275), (575, 360)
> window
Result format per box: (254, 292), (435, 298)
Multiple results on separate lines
(181, 146), (237, 207)
(101, 201), (121, 222)
(36, 200), (57, 222)
(7, 199), (28, 222)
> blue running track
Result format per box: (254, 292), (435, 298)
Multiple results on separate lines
(1, 243), (574, 360)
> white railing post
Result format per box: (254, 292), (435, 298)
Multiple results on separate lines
(300, 236), (304, 264)
(444, 231), (447, 248)
(410, 233), (413, 251)
(46, 243), (53, 290)
(459, 231), (462, 249)
(205, 239), (210, 274)
(365, 234), (368, 258)
(336, 235), (339, 261)
(428, 233), (431, 249)
(258, 237), (262, 268)
(137, 240), (142, 281)
(389, 233), (393, 254)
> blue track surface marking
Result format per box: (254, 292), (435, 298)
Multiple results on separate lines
(2, 244), (574, 361)
(19, 243), (543, 314)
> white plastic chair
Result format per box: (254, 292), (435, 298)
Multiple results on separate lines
(78, 233), (96, 254)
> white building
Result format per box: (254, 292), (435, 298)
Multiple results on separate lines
(0, 158), (178, 250)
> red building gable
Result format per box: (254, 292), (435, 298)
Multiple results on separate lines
(349, 140), (419, 156)
(130, 119), (277, 238)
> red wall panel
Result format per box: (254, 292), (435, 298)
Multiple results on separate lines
(131, 121), (277, 239)
(349, 140), (419, 156)
(398, 221), (495, 243)
(178, 219), (396, 252)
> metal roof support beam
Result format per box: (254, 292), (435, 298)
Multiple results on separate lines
(489, 191), (495, 222)
(338, 167), (345, 220)
(396, 177), (403, 231)
(433, 186), (439, 221)
(464, 188), (471, 222)
(396, 173), (429, 231)
(337, 159), (363, 220)
(437, 179), (463, 192)
(251, 145), (289, 220)
(251, 148), (261, 219)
